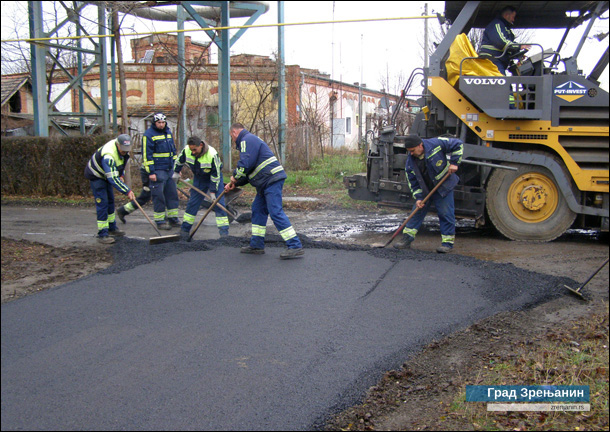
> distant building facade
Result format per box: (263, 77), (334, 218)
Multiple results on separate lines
(3, 34), (417, 151)
(1, 75), (34, 135)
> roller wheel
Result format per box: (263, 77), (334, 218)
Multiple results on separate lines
(486, 164), (576, 242)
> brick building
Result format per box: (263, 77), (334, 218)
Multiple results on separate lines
(4, 34), (415, 152)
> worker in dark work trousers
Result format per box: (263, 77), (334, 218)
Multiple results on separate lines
(478, 5), (530, 75)
(117, 114), (177, 225)
(142, 112), (180, 230)
(115, 167), (151, 224)
(225, 123), (304, 259)
(84, 134), (136, 244)
(174, 136), (229, 239)
(394, 134), (463, 253)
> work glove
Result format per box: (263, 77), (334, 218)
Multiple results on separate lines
(209, 192), (216, 200)
(172, 172), (180, 184)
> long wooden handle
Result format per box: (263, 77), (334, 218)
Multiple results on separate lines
(383, 171), (452, 248)
(188, 189), (227, 241)
(133, 199), (164, 237)
(576, 257), (609, 292)
(177, 178), (236, 218)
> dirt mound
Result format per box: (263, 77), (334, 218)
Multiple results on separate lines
(1, 237), (112, 303)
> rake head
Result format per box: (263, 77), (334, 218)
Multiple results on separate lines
(149, 234), (181, 245)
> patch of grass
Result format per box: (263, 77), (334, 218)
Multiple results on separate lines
(449, 305), (609, 431)
(285, 152), (365, 192)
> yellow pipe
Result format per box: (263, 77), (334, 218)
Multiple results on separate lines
(1, 15), (437, 44)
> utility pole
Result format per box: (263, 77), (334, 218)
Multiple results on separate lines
(278, 1), (286, 164)
(358, 34), (363, 148)
(424, 3), (429, 69)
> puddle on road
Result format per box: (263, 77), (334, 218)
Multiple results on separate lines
(298, 213), (476, 241)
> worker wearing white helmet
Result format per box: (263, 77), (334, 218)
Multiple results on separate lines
(141, 112), (180, 230)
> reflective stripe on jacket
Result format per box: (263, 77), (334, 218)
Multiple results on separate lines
(175, 145), (223, 192)
(233, 129), (286, 189)
(84, 139), (131, 194)
(405, 137), (463, 200)
(478, 16), (518, 67)
(142, 124), (176, 175)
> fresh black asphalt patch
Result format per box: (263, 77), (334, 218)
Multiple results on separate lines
(1, 236), (575, 430)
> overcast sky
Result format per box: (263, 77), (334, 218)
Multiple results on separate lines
(119, 1), (446, 93)
(2, 1), (608, 92)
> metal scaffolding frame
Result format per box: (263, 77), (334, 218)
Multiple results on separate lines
(27, 1), (282, 169)
(28, 0), (110, 136)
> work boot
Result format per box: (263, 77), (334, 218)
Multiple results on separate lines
(117, 207), (128, 224)
(219, 228), (229, 237)
(157, 223), (172, 231)
(240, 246), (265, 255)
(180, 230), (190, 241)
(436, 243), (453, 254)
(97, 235), (115, 244)
(169, 218), (181, 228)
(280, 247), (305, 260)
(109, 227), (125, 237)
(394, 234), (414, 249)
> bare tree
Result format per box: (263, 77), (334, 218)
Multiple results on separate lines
(144, 30), (218, 148)
(298, 80), (333, 162)
(231, 54), (279, 144)
(1, 3), (32, 75)
(1, 2), (112, 110)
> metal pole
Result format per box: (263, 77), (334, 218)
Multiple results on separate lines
(98, 5), (109, 133)
(109, 12), (118, 133)
(572, 1), (603, 60)
(278, 1), (286, 164)
(424, 3), (429, 69)
(177, 5), (187, 152)
(220, 2), (232, 170)
(28, 1), (48, 136)
(76, 6), (85, 135)
(358, 34), (363, 147)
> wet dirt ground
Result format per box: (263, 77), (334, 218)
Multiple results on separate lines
(1, 202), (608, 430)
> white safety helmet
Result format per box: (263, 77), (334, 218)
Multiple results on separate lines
(116, 134), (131, 151)
(153, 112), (167, 123)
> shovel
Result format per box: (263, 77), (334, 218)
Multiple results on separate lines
(564, 257), (608, 300)
(187, 189), (227, 242)
(133, 200), (181, 245)
(177, 178), (239, 222)
(372, 172), (451, 248)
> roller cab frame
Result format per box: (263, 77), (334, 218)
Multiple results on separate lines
(345, 1), (609, 241)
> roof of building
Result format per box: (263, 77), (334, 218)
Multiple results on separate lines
(1, 75), (31, 107)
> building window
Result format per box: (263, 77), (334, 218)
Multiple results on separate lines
(346, 117), (351, 134)
(9, 93), (22, 113)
